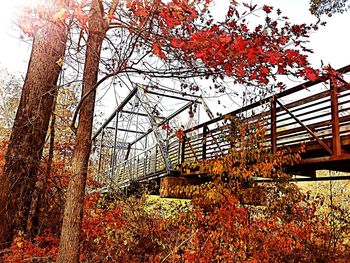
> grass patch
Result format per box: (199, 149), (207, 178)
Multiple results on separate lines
(144, 195), (192, 218)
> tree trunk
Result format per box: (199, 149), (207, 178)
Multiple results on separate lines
(26, 95), (57, 239)
(0, 0), (69, 246)
(57, 1), (107, 261)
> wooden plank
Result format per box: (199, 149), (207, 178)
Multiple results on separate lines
(299, 154), (350, 164)
(257, 175), (350, 182)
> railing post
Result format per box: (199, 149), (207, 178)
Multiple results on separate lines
(136, 156), (139, 179)
(229, 118), (235, 149)
(115, 163), (120, 183)
(147, 150), (151, 175)
(271, 96), (277, 154)
(154, 145), (158, 173)
(130, 159), (134, 181)
(202, 125), (207, 160)
(121, 163), (125, 183)
(144, 152), (147, 177)
(177, 140), (181, 164)
(97, 129), (105, 180)
(165, 121), (170, 150)
(109, 146), (114, 175)
(111, 112), (119, 177)
(133, 158), (136, 180)
(330, 80), (341, 156)
(180, 137), (185, 164)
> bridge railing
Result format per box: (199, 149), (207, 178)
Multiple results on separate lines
(269, 86), (350, 154)
(181, 66), (350, 165)
(113, 136), (181, 187)
(114, 144), (162, 187)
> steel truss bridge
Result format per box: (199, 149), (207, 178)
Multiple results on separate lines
(92, 65), (350, 188)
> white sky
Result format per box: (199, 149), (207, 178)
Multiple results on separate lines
(0, 0), (349, 75)
(0, 0), (39, 73)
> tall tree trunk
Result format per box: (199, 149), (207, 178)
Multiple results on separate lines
(0, 0), (69, 246)
(57, 1), (107, 261)
(26, 94), (57, 239)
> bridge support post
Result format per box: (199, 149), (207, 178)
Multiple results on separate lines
(330, 80), (341, 156)
(271, 96), (277, 154)
(125, 143), (131, 160)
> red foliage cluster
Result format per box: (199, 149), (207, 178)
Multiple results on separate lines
(3, 183), (350, 262)
(80, 193), (124, 261)
(127, 1), (320, 85)
(3, 230), (59, 263)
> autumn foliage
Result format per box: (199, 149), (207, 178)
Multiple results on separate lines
(2, 0), (350, 262)
(2, 120), (350, 262)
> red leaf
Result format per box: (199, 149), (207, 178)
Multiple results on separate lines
(234, 36), (246, 51)
(305, 67), (319, 81)
(152, 43), (166, 59)
(263, 5), (273, 14)
(176, 129), (185, 140)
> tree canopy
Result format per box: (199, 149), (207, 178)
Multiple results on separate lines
(310, 0), (349, 16)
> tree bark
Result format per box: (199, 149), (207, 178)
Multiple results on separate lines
(26, 95), (57, 239)
(0, 0), (69, 246)
(57, 1), (107, 261)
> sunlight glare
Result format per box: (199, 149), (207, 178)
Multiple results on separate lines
(0, 0), (43, 71)
(0, 0), (42, 30)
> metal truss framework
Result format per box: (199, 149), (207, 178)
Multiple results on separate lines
(92, 83), (213, 186)
(93, 64), (350, 188)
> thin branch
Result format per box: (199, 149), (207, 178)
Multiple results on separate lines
(161, 230), (198, 263)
